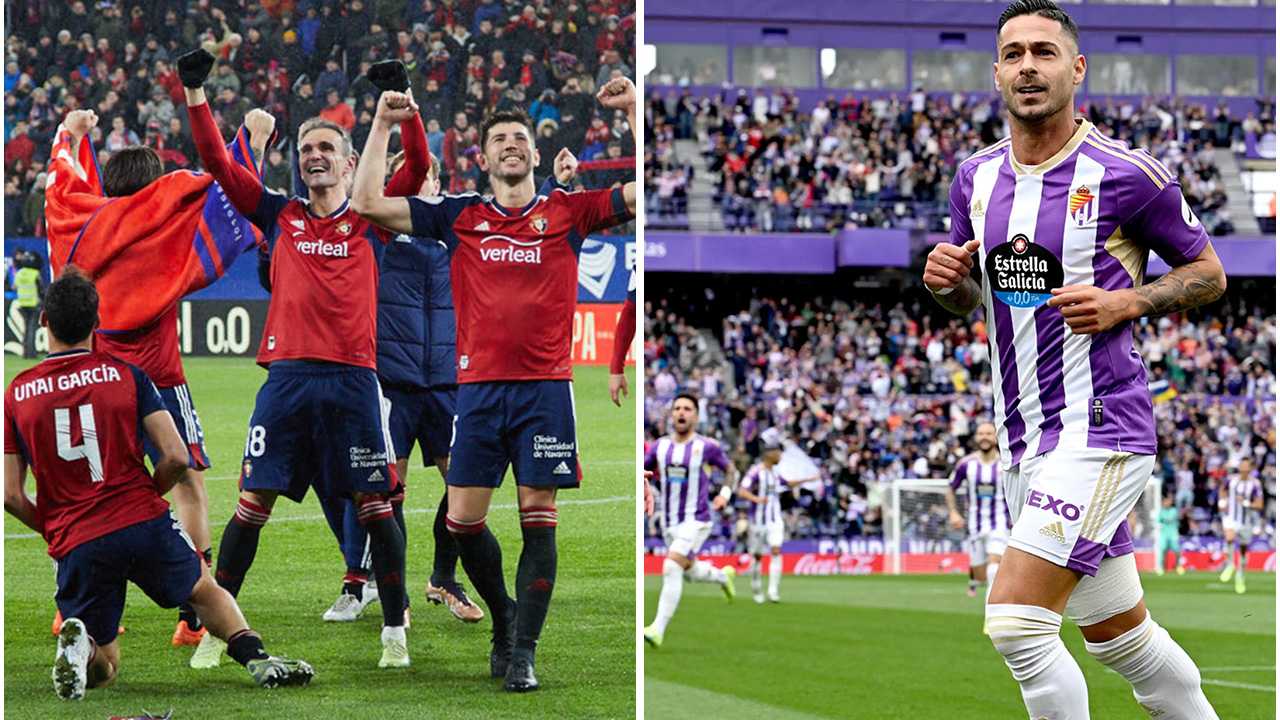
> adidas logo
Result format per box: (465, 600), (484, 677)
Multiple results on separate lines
(552, 461), (572, 475)
(473, 221), (491, 231)
(1038, 521), (1066, 544)
(368, 469), (384, 483)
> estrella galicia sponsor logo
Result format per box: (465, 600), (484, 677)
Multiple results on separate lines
(984, 233), (1063, 308)
(1026, 489), (1083, 521)
(666, 465), (689, 484)
(479, 234), (543, 264)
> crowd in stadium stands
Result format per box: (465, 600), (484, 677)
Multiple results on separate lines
(644, 292), (1276, 544)
(644, 88), (1275, 235)
(4, 0), (636, 237)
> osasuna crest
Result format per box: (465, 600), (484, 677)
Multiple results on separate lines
(241, 460), (253, 479)
(1068, 185), (1097, 228)
(337, 221), (352, 235)
(530, 216), (548, 234)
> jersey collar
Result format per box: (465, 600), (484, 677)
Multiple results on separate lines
(1008, 118), (1093, 176)
(44, 348), (92, 362)
(488, 194), (545, 217)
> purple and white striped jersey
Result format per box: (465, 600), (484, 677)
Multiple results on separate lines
(950, 119), (1210, 469)
(644, 434), (731, 528)
(740, 462), (786, 526)
(1222, 474), (1263, 526)
(949, 454), (1009, 535)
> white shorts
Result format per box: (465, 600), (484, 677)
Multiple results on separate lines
(747, 521), (785, 555)
(968, 530), (1009, 566)
(663, 520), (713, 559)
(1222, 518), (1255, 543)
(1004, 448), (1155, 577)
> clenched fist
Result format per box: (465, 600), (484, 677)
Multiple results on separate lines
(596, 77), (635, 111)
(924, 238), (980, 294)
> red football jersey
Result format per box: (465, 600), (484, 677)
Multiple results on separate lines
(407, 187), (632, 383)
(248, 196), (388, 369)
(4, 350), (170, 558)
(93, 304), (185, 387)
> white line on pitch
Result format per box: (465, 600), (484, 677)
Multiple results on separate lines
(4, 495), (633, 540)
(1200, 678), (1275, 693)
(198, 458), (636, 482)
(1199, 666), (1276, 672)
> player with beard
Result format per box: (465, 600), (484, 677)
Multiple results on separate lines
(350, 78), (637, 691)
(178, 50), (428, 670)
(945, 422), (1009, 600)
(43, 107), (274, 647)
(642, 393), (737, 647)
(924, 2), (1225, 716)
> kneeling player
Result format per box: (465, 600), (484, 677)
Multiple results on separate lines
(738, 429), (815, 604)
(944, 422), (1009, 600)
(3, 270), (312, 700)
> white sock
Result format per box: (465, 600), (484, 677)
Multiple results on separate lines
(768, 554), (782, 596)
(1085, 614), (1218, 720)
(986, 603), (1090, 719)
(750, 557), (762, 594)
(985, 562), (999, 603)
(651, 558), (685, 634)
(381, 625), (406, 645)
(687, 559), (725, 584)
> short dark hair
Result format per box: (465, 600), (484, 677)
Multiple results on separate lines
(102, 146), (163, 197)
(672, 392), (699, 410)
(997, 0), (1079, 50)
(479, 109), (534, 148)
(44, 266), (99, 344)
(298, 117), (353, 156)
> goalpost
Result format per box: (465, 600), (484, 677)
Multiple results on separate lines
(886, 476), (1163, 575)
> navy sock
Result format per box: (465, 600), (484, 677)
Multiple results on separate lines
(447, 517), (511, 628)
(431, 492), (459, 585)
(359, 497), (406, 627)
(215, 499), (270, 597)
(515, 506), (558, 654)
(226, 629), (269, 666)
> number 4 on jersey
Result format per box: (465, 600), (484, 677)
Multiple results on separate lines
(55, 404), (104, 483)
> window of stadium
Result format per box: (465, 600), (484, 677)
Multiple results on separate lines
(651, 44), (728, 85)
(823, 48), (907, 91)
(733, 46), (817, 88)
(911, 51), (991, 92)
(1177, 54), (1260, 96)
(1088, 54), (1171, 94)
(1267, 56), (1276, 97)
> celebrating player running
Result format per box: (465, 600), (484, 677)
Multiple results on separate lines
(350, 77), (637, 691)
(925, 2), (1226, 717)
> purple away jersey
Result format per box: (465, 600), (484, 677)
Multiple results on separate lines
(950, 455), (1009, 535)
(950, 119), (1210, 469)
(740, 462), (786, 526)
(645, 434), (731, 527)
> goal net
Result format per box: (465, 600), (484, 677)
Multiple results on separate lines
(886, 476), (1162, 574)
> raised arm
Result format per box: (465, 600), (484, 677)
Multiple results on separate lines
(350, 91), (419, 235)
(596, 77), (637, 216)
(179, 50), (269, 221)
(364, 60), (432, 199)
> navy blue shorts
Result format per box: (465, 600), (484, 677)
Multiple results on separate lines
(239, 361), (397, 502)
(54, 513), (202, 646)
(447, 380), (581, 489)
(384, 384), (456, 467)
(143, 383), (211, 470)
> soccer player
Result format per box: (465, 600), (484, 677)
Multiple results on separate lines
(4, 270), (313, 700)
(738, 428), (815, 604)
(944, 422), (1009, 600)
(178, 50), (428, 669)
(43, 107), (274, 647)
(610, 270), (636, 406)
(349, 78), (637, 691)
(1153, 495), (1185, 577)
(1217, 458), (1263, 594)
(641, 392), (738, 647)
(924, 2), (1225, 716)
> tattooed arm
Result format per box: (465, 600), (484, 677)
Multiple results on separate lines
(1048, 243), (1225, 334)
(931, 276), (984, 316)
(1128, 242), (1226, 317)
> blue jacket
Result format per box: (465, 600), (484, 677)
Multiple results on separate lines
(377, 233), (456, 389)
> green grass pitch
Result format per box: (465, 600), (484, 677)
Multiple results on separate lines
(644, 572), (1275, 718)
(5, 357), (635, 719)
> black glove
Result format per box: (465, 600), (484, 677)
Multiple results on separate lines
(367, 60), (410, 93)
(177, 48), (216, 89)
